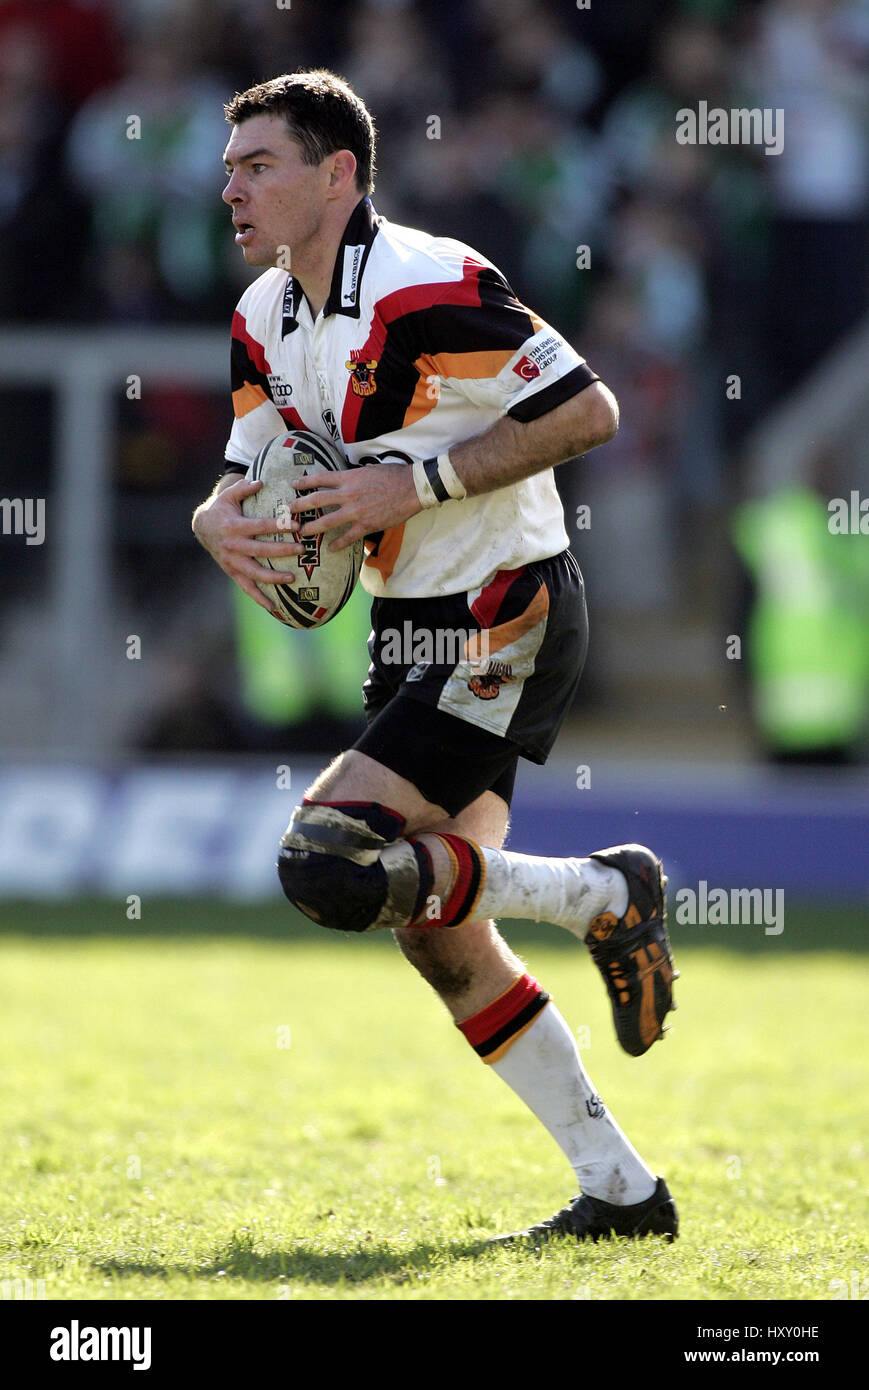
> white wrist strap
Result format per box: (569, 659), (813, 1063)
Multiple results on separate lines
(412, 452), (467, 509)
(437, 452), (467, 500)
(412, 458), (440, 509)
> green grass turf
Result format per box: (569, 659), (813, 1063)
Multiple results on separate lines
(0, 899), (867, 1301)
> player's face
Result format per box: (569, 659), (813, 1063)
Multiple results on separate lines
(222, 114), (330, 267)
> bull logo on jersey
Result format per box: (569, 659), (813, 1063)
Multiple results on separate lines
(468, 659), (514, 700)
(346, 351), (379, 396)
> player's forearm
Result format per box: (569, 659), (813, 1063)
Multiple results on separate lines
(448, 381), (619, 498)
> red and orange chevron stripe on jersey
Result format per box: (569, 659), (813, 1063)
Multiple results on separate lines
(231, 312), (309, 431)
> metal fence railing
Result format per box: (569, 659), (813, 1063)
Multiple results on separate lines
(3, 315), (868, 757)
(743, 314), (869, 496)
(1, 329), (225, 756)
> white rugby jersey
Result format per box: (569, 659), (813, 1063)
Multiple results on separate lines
(224, 197), (599, 598)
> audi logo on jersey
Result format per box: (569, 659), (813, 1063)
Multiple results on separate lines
(267, 372), (293, 401)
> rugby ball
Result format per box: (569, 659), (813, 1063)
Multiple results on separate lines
(242, 430), (364, 628)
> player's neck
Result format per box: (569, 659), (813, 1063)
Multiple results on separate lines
(291, 255), (331, 320)
(287, 195), (362, 321)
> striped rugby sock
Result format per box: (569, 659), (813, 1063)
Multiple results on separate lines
(456, 972), (550, 1064)
(427, 834), (627, 938)
(459, 977), (656, 1204)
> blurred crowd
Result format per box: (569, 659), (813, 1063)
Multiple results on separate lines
(5, 0), (868, 405)
(1, 0), (868, 755)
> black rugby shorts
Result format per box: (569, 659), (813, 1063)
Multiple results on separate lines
(353, 549), (588, 816)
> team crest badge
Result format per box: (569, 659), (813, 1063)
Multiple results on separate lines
(346, 352), (378, 396)
(468, 659), (514, 701)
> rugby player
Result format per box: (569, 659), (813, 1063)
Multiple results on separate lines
(193, 70), (679, 1244)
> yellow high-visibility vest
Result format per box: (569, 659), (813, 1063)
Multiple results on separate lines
(233, 584), (372, 726)
(731, 487), (869, 752)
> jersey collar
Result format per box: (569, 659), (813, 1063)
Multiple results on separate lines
(280, 197), (380, 336)
(323, 195), (380, 319)
(280, 273), (303, 337)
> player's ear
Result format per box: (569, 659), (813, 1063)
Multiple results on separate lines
(327, 149), (358, 194)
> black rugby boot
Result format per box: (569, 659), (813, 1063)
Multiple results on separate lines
(585, 844), (678, 1057)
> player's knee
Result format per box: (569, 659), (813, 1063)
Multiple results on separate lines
(277, 801), (429, 933)
(277, 847), (387, 932)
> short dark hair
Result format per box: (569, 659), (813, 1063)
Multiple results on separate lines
(224, 70), (376, 195)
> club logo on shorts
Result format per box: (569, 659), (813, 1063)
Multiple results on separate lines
(346, 352), (379, 396)
(468, 659), (513, 700)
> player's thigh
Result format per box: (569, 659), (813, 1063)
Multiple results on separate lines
(304, 748), (449, 832)
(426, 787), (510, 848)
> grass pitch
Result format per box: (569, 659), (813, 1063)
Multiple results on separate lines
(0, 900), (867, 1302)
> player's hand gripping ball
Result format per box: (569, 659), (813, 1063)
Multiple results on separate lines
(242, 430), (364, 627)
